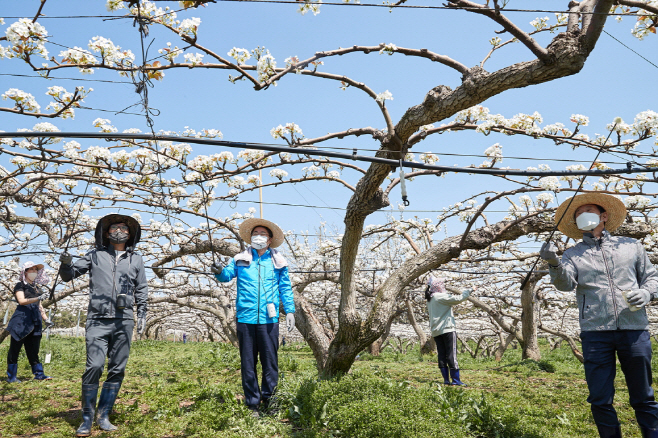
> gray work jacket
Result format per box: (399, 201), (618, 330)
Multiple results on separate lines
(548, 230), (658, 331)
(59, 247), (148, 320)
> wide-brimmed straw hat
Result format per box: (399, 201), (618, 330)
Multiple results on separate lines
(555, 193), (627, 239)
(239, 218), (285, 248)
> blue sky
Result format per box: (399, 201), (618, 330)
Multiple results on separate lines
(2, 0), (657, 242)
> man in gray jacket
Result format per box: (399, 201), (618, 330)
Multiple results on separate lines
(59, 214), (148, 437)
(540, 193), (658, 438)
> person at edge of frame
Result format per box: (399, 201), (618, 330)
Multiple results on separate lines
(5, 261), (54, 383)
(540, 193), (658, 438)
(59, 214), (148, 437)
(211, 218), (295, 417)
(425, 276), (473, 387)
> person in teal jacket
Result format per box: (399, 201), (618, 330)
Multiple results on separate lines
(212, 218), (295, 416)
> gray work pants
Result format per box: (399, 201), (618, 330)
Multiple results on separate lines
(82, 318), (134, 385)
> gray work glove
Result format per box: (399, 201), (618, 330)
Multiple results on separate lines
(38, 293), (49, 302)
(539, 242), (560, 267)
(44, 318), (54, 329)
(286, 313), (295, 333)
(137, 315), (146, 335)
(626, 289), (651, 308)
(59, 252), (73, 265)
(210, 261), (224, 275)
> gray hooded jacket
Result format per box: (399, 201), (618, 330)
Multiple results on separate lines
(59, 216), (148, 320)
(549, 230), (658, 331)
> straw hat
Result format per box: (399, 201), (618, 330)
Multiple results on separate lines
(555, 193), (627, 239)
(239, 218), (285, 248)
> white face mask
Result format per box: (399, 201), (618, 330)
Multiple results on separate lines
(576, 212), (600, 231)
(251, 235), (269, 250)
(26, 272), (38, 281)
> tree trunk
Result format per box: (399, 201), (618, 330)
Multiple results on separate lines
(405, 298), (428, 350)
(495, 321), (519, 362)
(368, 314), (395, 356)
(521, 273), (545, 361)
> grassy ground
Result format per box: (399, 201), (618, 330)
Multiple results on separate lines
(0, 336), (652, 437)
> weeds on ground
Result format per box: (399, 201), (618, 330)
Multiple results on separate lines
(0, 337), (650, 437)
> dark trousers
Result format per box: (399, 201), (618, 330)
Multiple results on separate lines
(434, 331), (459, 369)
(581, 330), (658, 428)
(82, 318), (134, 385)
(7, 332), (41, 366)
(236, 322), (279, 407)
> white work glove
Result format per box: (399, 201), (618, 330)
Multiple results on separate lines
(626, 289), (651, 308)
(59, 252), (73, 265)
(539, 242), (560, 267)
(286, 313), (295, 333)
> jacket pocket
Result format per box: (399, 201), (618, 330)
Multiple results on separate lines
(581, 295), (587, 320)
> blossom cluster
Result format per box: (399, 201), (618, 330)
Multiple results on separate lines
(2, 88), (40, 112)
(5, 19), (49, 60)
(178, 17), (201, 38)
(271, 123), (304, 141)
(228, 47), (251, 65)
(379, 43), (397, 55)
(256, 50), (277, 83)
(375, 90), (393, 104)
(298, 0), (322, 16)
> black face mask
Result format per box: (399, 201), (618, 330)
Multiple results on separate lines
(109, 230), (129, 244)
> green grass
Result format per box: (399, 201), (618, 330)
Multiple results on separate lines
(0, 336), (652, 437)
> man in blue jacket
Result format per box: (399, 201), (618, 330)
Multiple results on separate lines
(212, 218), (295, 416)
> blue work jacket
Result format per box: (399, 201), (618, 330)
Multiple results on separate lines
(215, 248), (295, 324)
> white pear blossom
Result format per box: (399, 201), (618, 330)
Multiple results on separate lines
(2, 88), (40, 112)
(88, 36), (135, 69)
(537, 176), (560, 191)
(625, 195), (651, 209)
(59, 47), (98, 74)
(375, 90), (393, 103)
(183, 52), (204, 65)
(484, 143), (503, 160)
(530, 16), (550, 31)
(419, 153), (439, 164)
(159, 42), (182, 63)
(256, 52), (277, 83)
(269, 169), (288, 179)
(298, 0), (322, 16)
(570, 114), (590, 126)
(271, 123), (303, 140)
(178, 17), (201, 37)
(228, 47), (251, 65)
(33, 122), (60, 133)
(93, 118), (117, 133)
(6, 19), (49, 59)
(379, 43), (397, 55)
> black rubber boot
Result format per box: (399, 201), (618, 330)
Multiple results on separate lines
(596, 424), (622, 438)
(439, 367), (450, 385)
(641, 425), (658, 438)
(76, 384), (98, 437)
(96, 381), (121, 431)
(6, 363), (21, 383)
(31, 363), (52, 380)
(449, 368), (468, 387)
